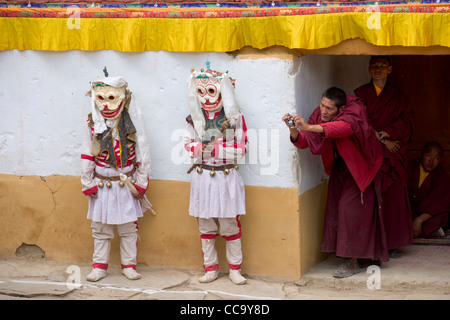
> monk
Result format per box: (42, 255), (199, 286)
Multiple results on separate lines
(354, 56), (414, 257)
(283, 87), (388, 278)
(408, 142), (450, 238)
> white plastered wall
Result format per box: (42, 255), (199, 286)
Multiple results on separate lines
(0, 50), (371, 195)
(0, 49), (304, 189)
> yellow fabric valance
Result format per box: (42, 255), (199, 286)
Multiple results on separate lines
(0, 4), (448, 52)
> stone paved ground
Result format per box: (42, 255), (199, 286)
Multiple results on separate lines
(0, 245), (448, 301)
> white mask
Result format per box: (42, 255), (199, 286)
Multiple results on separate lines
(93, 84), (126, 120)
(195, 77), (223, 113)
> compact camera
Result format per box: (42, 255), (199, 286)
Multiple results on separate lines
(285, 118), (295, 128)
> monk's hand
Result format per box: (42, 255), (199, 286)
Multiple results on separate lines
(384, 139), (400, 153)
(379, 131), (390, 139)
(282, 113), (300, 141)
(375, 131), (381, 141)
(412, 217), (423, 238)
(293, 115), (309, 131)
(282, 113), (295, 127)
(282, 113), (307, 129)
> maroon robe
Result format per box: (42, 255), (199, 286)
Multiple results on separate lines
(407, 160), (450, 236)
(355, 81), (414, 250)
(292, 95), (389, 262)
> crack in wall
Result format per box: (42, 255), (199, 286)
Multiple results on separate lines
(33, 175), (69, 245)
(40, 176), (57, 211)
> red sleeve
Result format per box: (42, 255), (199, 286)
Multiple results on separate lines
(291, 131), (309, 149)
(82, 185), (98, 196)
(320, 121), (353, 139)
(134, 183), (147, 195)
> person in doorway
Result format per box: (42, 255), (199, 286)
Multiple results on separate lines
(81, 74), (152, 282)
(184, 63), (248, 285)
(408, 142), (450, 238)
(354, 56), (414, 258)
(283, 87), (388, 278)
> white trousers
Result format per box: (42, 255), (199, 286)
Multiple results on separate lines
(198, 217), (243, 271)
(91, 221), (138, 270)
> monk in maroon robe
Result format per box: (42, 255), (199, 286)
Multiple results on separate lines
(354, 56), (414, 256)
(283, 87), (388, 278)
(408, 142), (450, 238)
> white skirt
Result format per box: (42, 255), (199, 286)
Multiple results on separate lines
(189, 167), (246, 219)
(87, 165), (146, 225)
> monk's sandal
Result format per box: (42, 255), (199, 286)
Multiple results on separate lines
(332, 259), (362, 278)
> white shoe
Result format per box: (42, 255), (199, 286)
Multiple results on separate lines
(198, 270), (219, 283)
(86, 268), (107, 282)
(430, 227), (445, 237)
(122, 267), (141, 280)
(229, 269), (246, 285)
